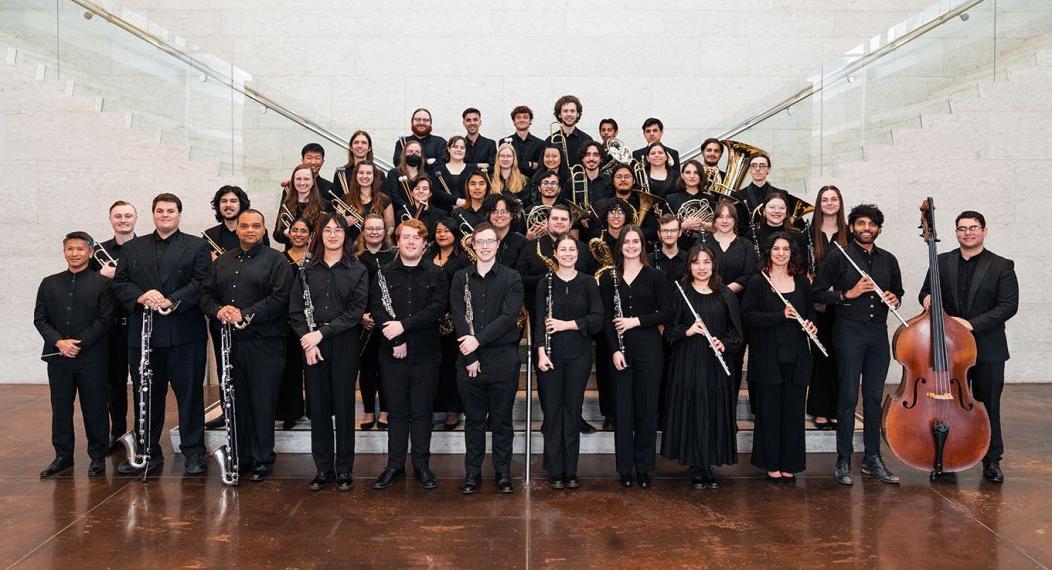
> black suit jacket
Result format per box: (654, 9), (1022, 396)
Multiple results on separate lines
(112, 230), (212, 348)
(918, 248), (1018, 363)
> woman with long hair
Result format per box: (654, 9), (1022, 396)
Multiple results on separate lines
(274, 163), (324, 249)
(664, 159), (711, 248)
(643, 142), (678, 198)
(343, 160), (395, 241)
(406, 175), (449, 235)
(277, 218), (312, 430)
(741, 233), (816, 482)
(598, 224), (671, 488)
(492, 142), (528, 198)
(661, 245), (742, 489)
(430, 217), (471, 430)
(431, 136), (470, 211)
(333, 130), (376, 195)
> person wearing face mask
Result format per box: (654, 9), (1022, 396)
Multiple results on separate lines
(383, 139), (431, 214)
(391, 108), (448, 169)
(333, 130), (375, 195)
(200, 209), (293, 483)
(35, 231), (115, 478)
(89, 201), (137, 452)
(461, 108), (497, 170)
(812, 203), (904, 487)
(450, 224), (524, 495)
(742, 234), (816, 484)
(535, 234), (605, 490)
(661, 245), (742, 490)
(548, 95), (594, 167)
(370, 220), (449, 491)
(505, 105), (544, 176)
(275, 164), (326, 250)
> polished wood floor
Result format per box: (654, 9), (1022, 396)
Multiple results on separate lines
(2, 384), (1050, 568)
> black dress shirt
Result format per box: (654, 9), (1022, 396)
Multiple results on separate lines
(956, 249), (987, 315)
(548, 127), (593, 167)
(599, 266), (672, 348)
(289, 257), (369, 340)
(533, 271), (604, 357)
(711, 236), (758, 292)
(648, 249), (687, 283)
(464, 135), (497, 168)
(450, 262), (524, 365)
(585, 172), (612, 204)
(507, 131), (545, 176)
(204, 223), (269, 254)
(517, 236), (597, 304)
(741, 273), (815, 385)
(633, 146), (681, 171)
(369, 257), (450, 364)
(200, 243), (294, 339)
(812, 240), (904, 323)
(496, 231), (527, 270)
(392, 133), (449, 168)
(34, 268), (115, 362)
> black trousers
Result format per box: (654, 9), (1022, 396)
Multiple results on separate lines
(434, 334), (463, 413)
(806, 308), (838, 420)
(231, 336), (285, 465)
(539, 354), (592, 477)
(305, 333), (359, 474)
(106, 322), (129, 437)
(970, 361), (1006, 462)
(613, 333), (663, 475)
(47, 359), (109, 461)
(358, 330), (386, 415)
(833, 319), (890, 458)
(457, 348), (520, 475)
(128, 341), (207, 458)
(381, 358), (439, 471)
(595, 335), (615, 418)
(277, 334), (306, 422)
(750, 365), (807, 473)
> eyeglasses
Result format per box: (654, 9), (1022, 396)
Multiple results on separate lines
(491, 209), (509, 215)
(364, 227), (385, 233)
(474, 238), (498, 246)
(608, 210), (625, 217)
(956, 226), (983, 233)
(322, 228), (345, 236)
(659, 228), (679, 234)
(749, 164), (770, 170)
(541, 181), (560, 187)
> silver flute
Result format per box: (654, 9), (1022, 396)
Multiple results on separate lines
(833, 242), (909, 327)
(544, 272), (553, 357)
(611, 269), (627, 358)
(674, 282), (732, 376)
(760, 272), (829, 357)
(212, 314), (254, 487)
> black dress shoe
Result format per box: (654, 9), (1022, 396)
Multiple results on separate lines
(461, 473), (481, 494)
(548, 477), (566, 490)
(619, 473), (633, 487)
(118, 455), (163, 476)
(689, 472), (706, 490)
(359, 419), (375, 430)
(930, 470), (958, 483)
(637, 471), (651, 489)
(106, 436), (121, 456)
(371, 468), (406, 490)
(376, 421), (388, 431)
(565, 475), (581, 489)
(205, 413), (226, 430)
(40, 456), (73, 479)
(336, 472), (354, 491)
(602, 416), (615, 431)
(834, 457), (853, 486)
(496, 473), (514, 494)
(282, 418), (298, 430)
(861, 454), (900, 485)
(249, 463), (273, 482)
(983, 460), (1004, 483)
(185, 453), (208, 475)
(88, 458), (106, 477)
(309, 471), (334, 491)
(416, 469), (438, 490)
(579, 418), (597, 434)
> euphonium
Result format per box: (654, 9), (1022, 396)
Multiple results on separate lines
(211, 313), (255, 487)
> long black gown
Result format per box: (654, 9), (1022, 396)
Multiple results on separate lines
(661, 285), (743, 468)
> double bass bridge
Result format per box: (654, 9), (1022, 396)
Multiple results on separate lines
(926, 392), (953, 400)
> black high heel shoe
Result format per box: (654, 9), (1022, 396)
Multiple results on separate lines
(359, 419), (375, 430)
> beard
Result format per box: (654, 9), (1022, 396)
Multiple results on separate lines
(411, 124), (432, 137)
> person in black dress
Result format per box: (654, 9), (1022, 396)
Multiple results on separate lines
(431, 217), (471, 430)
(35, 231), (115, 478)
(742, 233), (817, 483)
(754, 192), (808, 261)
(430, 136), (470, 212)
(276, 218), (311, 429)
(806, 185), (849, 430)
(355, 214), (395, 430)
(274, 163), (326, 250)
(536, 234), (604, 489)
(600, 225), (672, 488)
(642, 142), (678, 198)
(291, 214), (369, 492)
(662, 244), (742, 490)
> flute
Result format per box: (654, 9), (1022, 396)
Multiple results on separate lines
(833, 242), (909, 327)
(674, 282), (731, 376)
(759, 272), (829, 357)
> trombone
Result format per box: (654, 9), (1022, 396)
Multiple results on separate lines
(568, 164), (596, 222)
(327, 190), (364, 230)
(202, 232), (225, 256)
(548, 122), (569, 161)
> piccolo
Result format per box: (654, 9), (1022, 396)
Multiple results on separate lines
(674, 282), (731, 376)
(833, 242), (909, 327)
(760, 272), (829, 357)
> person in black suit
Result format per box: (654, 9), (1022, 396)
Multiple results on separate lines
(34, 231), (115, 478)
(919, 210), (1018, 483)
(112, 193), (212, 477)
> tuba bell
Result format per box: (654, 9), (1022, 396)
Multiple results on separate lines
(712, 140), (769, 197)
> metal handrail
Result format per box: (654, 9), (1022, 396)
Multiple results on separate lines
(680, 0), (986, 161)
(69, 0), (395, 173)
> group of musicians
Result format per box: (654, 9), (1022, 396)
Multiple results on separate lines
(34, 95), (1019, 492)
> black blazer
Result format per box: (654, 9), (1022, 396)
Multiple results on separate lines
(112, 231), (211, 348)
(741, 273), (815, 386)
(918, 249), (1018, 363)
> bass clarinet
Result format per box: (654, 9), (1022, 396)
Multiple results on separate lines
(211, 313), (255, 486)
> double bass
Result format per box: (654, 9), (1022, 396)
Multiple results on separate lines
(882, 198), (991, 479)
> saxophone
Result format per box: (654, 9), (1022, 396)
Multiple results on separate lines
(211, 313), (254, 487)
(588, 237), (615, 283)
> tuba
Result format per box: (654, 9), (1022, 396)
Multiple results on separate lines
(712, 140), (769, 197)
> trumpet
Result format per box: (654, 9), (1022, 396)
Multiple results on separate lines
(327, 190), (364, 230)
(399, 203), (415, 223)
(211, 313), (255, 487)
(548, 122), (569, 162)
(279, 204), (295, 231)
(759, 272), (827, 357)
(202, 232), (225, 256)
(88, 235), (117, 268)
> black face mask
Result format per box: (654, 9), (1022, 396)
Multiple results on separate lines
(405, 155), (422, 167)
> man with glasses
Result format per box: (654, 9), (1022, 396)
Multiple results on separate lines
(392, 108), (448, 169)
(732, 153), (782, 245)
(593, 163), (659, 244)
(919, 210), (1018, 483)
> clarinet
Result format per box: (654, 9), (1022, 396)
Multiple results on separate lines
(211, 314), (254, 486)
(674, 282), (732, 376)
(611, 269), (627, 358)
(298, 252), (317, 331)
(544, 271), (553, 357)
(378, 268), (396, 319)
(749, 206), (762, 259)
(464, 280), (475, 336)
(804, 220), (816, 275)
